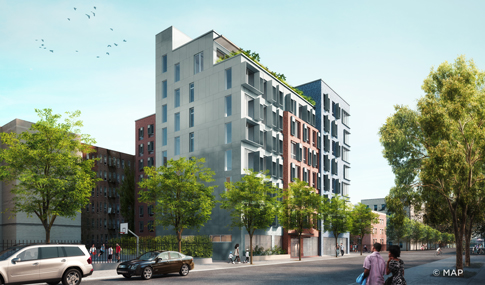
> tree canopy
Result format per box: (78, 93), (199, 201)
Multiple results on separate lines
(322, 194), (352, 257)
(0, 109), (98, 242)
(349, 203), (379, 255)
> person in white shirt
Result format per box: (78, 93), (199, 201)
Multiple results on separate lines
(107, 246), (113, 263)
(245, 249), (250, 263)
(89, 244), (96, 260)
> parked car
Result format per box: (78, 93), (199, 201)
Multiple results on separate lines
(116, 250), (194, 280)
(0, 243), (93, 285)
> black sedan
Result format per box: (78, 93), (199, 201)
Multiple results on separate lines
(116, 250), (195, 280)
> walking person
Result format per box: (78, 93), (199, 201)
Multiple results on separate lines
(89, 244), (96, 260)
(245, 249), (250, 263)
(364, 244), (368, 253)
(115, 243), (122, 263)
(363, 243), (386, 285)
(107, 246), (113, 263)
(340, 243), (345, 257)
(385, 245), (406, 285)
(98, 244), (105, 260)
(234, 244), (240, 263)
(228, 251), (234, 264)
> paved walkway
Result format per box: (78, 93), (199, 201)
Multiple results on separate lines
(84, 252), (485, 284)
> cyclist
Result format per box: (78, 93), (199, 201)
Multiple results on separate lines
(436, 246), (442, 255)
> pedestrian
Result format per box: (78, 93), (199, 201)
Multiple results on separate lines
(98, 244), (105, 259)
(107, 246), (113, 263)
(89, 244), (96, 260)
(245, 249), (250, 263)
(385, 245), (406, 285)
(115, 243), (122, 263)
(340, 243), (345, 257)
(364, 244), (368, 253)
(228, 251), (234, 264)
(234, 244), (240, 263)
(336, 244), (340, 257)
(363, 243), (386, 285)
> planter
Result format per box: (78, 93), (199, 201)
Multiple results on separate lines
(193, 257), (212, 265)
(250, 254), (290, 261)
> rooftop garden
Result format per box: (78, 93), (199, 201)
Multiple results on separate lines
(216, 49), (316, 106)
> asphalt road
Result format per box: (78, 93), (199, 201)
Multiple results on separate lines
(84, 249), (456, 285)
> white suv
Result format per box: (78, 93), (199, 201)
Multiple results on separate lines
(0, 244), (93, 285)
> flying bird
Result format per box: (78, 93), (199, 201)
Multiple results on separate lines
(76, 50), (78, 52)
(114, 43), (118, 46)
(35, 39), (38, 41)
(97, 56), (100, 58)
(49, 50), (53, 53)
(107, 45), (111, 47)
(67, 18), (70, 21)
(41, 39), (44, 42)
(44, 47), (46, 49)
(41, 44), (44, 46)
(86, 14), (90, 19)
(92, 11), (95, 16)
(106, 52), (109, 55)
(123, 39), (127, 42)
(74, 7), (77, 10)
(110, 28), (113, 31)
(94, 6), (96, 9)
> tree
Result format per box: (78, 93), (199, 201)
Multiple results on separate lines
(0, 109), (97, 243)
(279, 179), (321, 261)
(119, 166), (135, 230)
(349, 203), (379, 255)
(387, 214), (411, 250)
(138, 157), (216, 253)
(322, 194), (352, 257)
(379, 56), (485, 270)
(409, 220), (424, 250)
(220, 170), (280, 264)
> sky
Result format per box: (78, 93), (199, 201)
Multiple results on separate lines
(1, 0), (485, 204)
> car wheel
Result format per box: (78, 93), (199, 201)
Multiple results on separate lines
(62, 268), (82, 285)
(179, 264), (190, 276)
(122, 274), (131, 279)
(141, 267), (153, 280)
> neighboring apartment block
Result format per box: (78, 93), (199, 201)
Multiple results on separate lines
(154, 26), (319, 259)
(297, 80), (351, 255)
(81, 147), (135, 245)
(134, 114), (156, 236)
(357, 211), (387, 251)
(0, 119), (81, 241)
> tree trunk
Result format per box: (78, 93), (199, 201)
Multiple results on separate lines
(464, 215), (474, 267)
(45, 225), (51, 244)
(177, 230), (182, 253)
(335, 235), (339, 258)
(298, 233), (302, 261)
(360, 236), (363, 256)
(454, 214), (465, 271)
(249, 232), (253, 265)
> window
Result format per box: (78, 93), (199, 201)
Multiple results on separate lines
(139, 159), (144, 171)
(225, 149), (232, 171)
(148, 221), (154, 232)
(374, 205), (377, 211)
(225, 95), (232, 117)
(342, 111), (350, 126)
(139, 144), (144, 156)
(174, 63), (180, 82)
(210, 235), (232, 242)
(138, 127), (144, 140)
(162, 151), (168, 166)
(148, 157), (154, 167)
(18, 248), (39, 261)
(344, 130), (350, 146)
(162, 104), (167, 123)
(189, 107), (194, 127)
(162, 128), (167, 146)
(162, 54), (167, 73)
(344, 166), (350, 180)
(343, 148), (350, 162)
(175, 137), (180, 155)
(225, 68), (232, 89)
(174, 89), (180, 108)
(194, 52), (203, 74)
(225, 122), (232, 144)
(139, 206), (144, 217)
(148, 141), (154, 153)
(291, 142), (297, 160)
(174, 113), (180, 132)
(189, 132), (194, 152)
(148, 205), (154, 216)
(162, 80), (167, 98)
(189, 82), (194, 102)
(139, 221), (144, 233)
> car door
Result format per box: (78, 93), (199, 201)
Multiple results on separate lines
(8, 247), (40, 283)
(155, 252), (171, 274)
(39, 246), (65, 280)
(169, 252), (183, 272)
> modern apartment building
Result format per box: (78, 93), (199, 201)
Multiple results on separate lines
(297, 80), (351, 256)
(81, 147), (135, 245)
(0, 119), (81, 241)
(354, 211), (387, 251)
(154, 26), (318, 259)
(134, 114), (156, 236)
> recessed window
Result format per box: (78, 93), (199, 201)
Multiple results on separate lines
(175, 137), (180, 155)
(162, 128), (167, 146)
(194, 52), (203, 74)
(175, 89), (180, 108)
(162, 80), (167, 98)
(139, 206), (144, 217)
(174, 113), (180, 132)
(189, 132), (194, 152)
(139, 144), (144, 156)
(162, 151), (168, 166)
(225, 122), (232, 144)
(225, 95), (232, 117)
(162, 104), (167, 123)
(189, 107), (194, 128)
(189, 82), (194, 102)
(139, 221), (144, 233)
(138, 127), (144, 140)
(148, 124), (154, 137)
(225, 149), (232, 171)
(225, 68), (232, 89)
(162, 55), (167, 73)
(139, 159), (144, 171)
(174, 63), (180, 82)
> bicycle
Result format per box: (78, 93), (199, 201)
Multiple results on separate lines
(435, 250), (442, 256)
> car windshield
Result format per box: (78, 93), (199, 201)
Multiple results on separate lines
(0, 245), (27, 261)
(137, 252), (159, 261)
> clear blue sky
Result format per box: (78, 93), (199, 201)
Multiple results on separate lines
(2, 0), (485, 204)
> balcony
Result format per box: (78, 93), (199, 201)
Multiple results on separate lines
(242, 120), (262, 147)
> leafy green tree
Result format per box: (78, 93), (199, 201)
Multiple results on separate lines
(379, 56), (485, 269)
(0, 109), (97, 243)
(279, 179), (322, 261)
(138, 157), (216, 253)
(119, 166), (135, 230)
(349, 203), (379, 255)
(220, 170), (280, 264)
(409, 220), (424, 250)
(387, 214), (411, 250)
(322, 194), (352, 257)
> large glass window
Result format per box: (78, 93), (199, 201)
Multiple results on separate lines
(162, 104), (167, 123)
(225, 68), (232, 89)
(194, 52), (203, 74)
(174, 137), (180, 155)
(162, 54), (167, 73)
(225, 149), (232, 171)
(225, 95), (232, 117)
(189, 107), (194, 128)
(189, 132), (194, 152)
(162, 127), (167, 146)
(225, 122), (232, 144)
(174, 89), (180, 108)
(162, 151), (167, 166)
(189, 83), (194, 102)
(174, 113), (180, 132)
(174, 63), (180, 82)
(162, 80), (167, 98)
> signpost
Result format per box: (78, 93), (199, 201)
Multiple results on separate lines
(120, 223), (139, 258)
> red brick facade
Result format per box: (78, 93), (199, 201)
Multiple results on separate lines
(135, 114), (156, 236)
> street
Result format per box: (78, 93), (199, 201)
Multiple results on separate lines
(83, 249), (456, 284)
